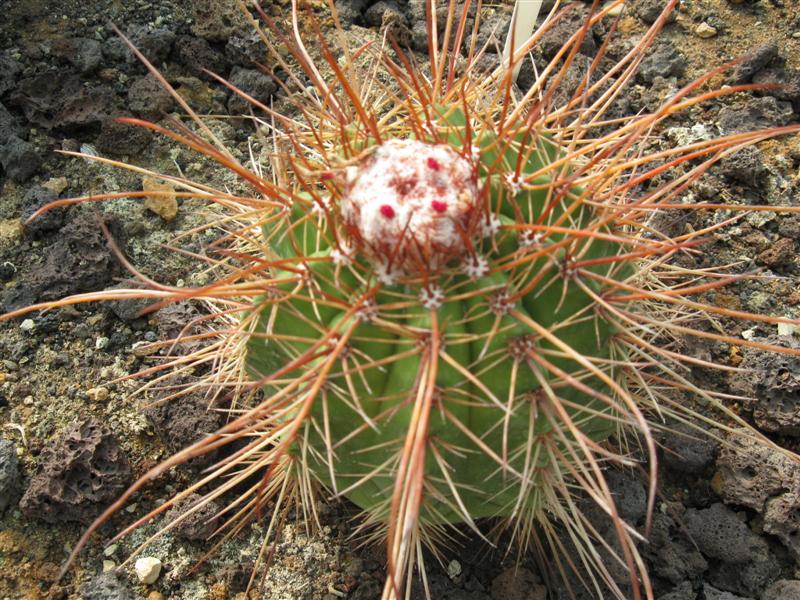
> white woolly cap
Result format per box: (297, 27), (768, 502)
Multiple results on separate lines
(340, 139), (479, 274)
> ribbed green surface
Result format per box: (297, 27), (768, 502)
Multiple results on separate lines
(246, 107), (623, 523)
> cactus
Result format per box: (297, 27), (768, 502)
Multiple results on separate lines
(5, 1), (800, 598)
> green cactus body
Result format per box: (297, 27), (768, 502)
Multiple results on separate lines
(245, 104), (624, 525)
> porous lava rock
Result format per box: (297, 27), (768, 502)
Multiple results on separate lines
(0, 438), (22, 513)
(20, 186), (65, 237)
(714, 432), (800, 562)
(713, 432), (795, 510)
(490, 567), (547, 600)
(683, 503), (767, 564)
(644, 512), (708, 585)
(730, 336), (800, 435)
(79, 571), (134, 600)
(718, 96), (794, 135)
(226, 67), (277, 115)
(163, 493), (220, 541)
(144, 391), (224, 466)
(191, 0), (249, 42)
(763, 579), (800, 600)
(658, 421), (719, 475)
(12, 73), (117, 129)
(19, 418), (131, 524)
(1, 212), (122, 312)
(637, 43), (686, 84)
(127, 73), (174, 119)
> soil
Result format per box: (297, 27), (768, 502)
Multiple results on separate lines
(1, 1), (800, 599)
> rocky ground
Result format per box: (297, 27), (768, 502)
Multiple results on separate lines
(1, 0), (800, 599)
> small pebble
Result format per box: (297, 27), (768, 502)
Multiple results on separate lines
(447, 559), (462, 580)
(142, 175), (179, 221)
(95, 336), (109, 350)
(134, 556), (162, 584)
(695, 22), (718, 38)
(20, 319), (35, 332)
(103, 544), (118, 557)
(86, 387), (109, 402)
(102, 560), (116, 572)
(42, 177), (69, 195)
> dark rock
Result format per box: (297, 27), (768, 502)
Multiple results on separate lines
(764, 492), (800, 561)
(538, 6), (596, 60)
(163, 493), (220, 541)
(659, 422), (718, 474)
(471, 12), (511, 55)
(19, 418), (131, 524)
(2, 213), (122, 312)
(227, 67), (277, 115)
(107, 287), (154, 322)
(0, 136), (41, 182)
(174, 36), (230, 79)
(73, 323), (91, 339)
(633, 0), (676, 25)
(58, 87), (118, 128)
(0, 439), (21, 513)
(51, 37), (103, 74)
(490, 567), (547, 600)
(102, 37), (129, 64)
(0, 262), (15, 282)
(718, 146), (766, 186)
(778, 215), (800, 240)
(637, 43), (686, 84)
(538, 53), (596, 108)
(129, 26), (176, 65)
(379, 7), (413, 48)
(127, 74), (174, 120)
(753, 68), (800, 112)
(224, 29), (264, 67)
(730, 338), (800, 435)
(0, 101), (24, 140)
(710, 555), (781, 598)
(645, 512), (708, 584)
(702, 584), (751, 600)
(152, 301), (203, 351)
(607, 469), (647, 524)
(410, 20), (429, 53)
(763, 579), (800, 600)
(409, 570), (489, 600)
(145, 391), (224, 465)
(334, 0), (364, 27)
(657, 581), (692, 600)
(0, 52), (22, 96)
(757, 237), (795, 269)
(718, 96), (794, 135)
(12, 73), (81, 127)
(683, 503), (767, 563)
(79, 571), (134, 600)
(94, 115), (154, 157)
(408, 0), (426, 23)
(13, 73), (118, 129)
(729, 41), (779, 85)
(20, 187), (65, 237)
(364, 1), (404, 27)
